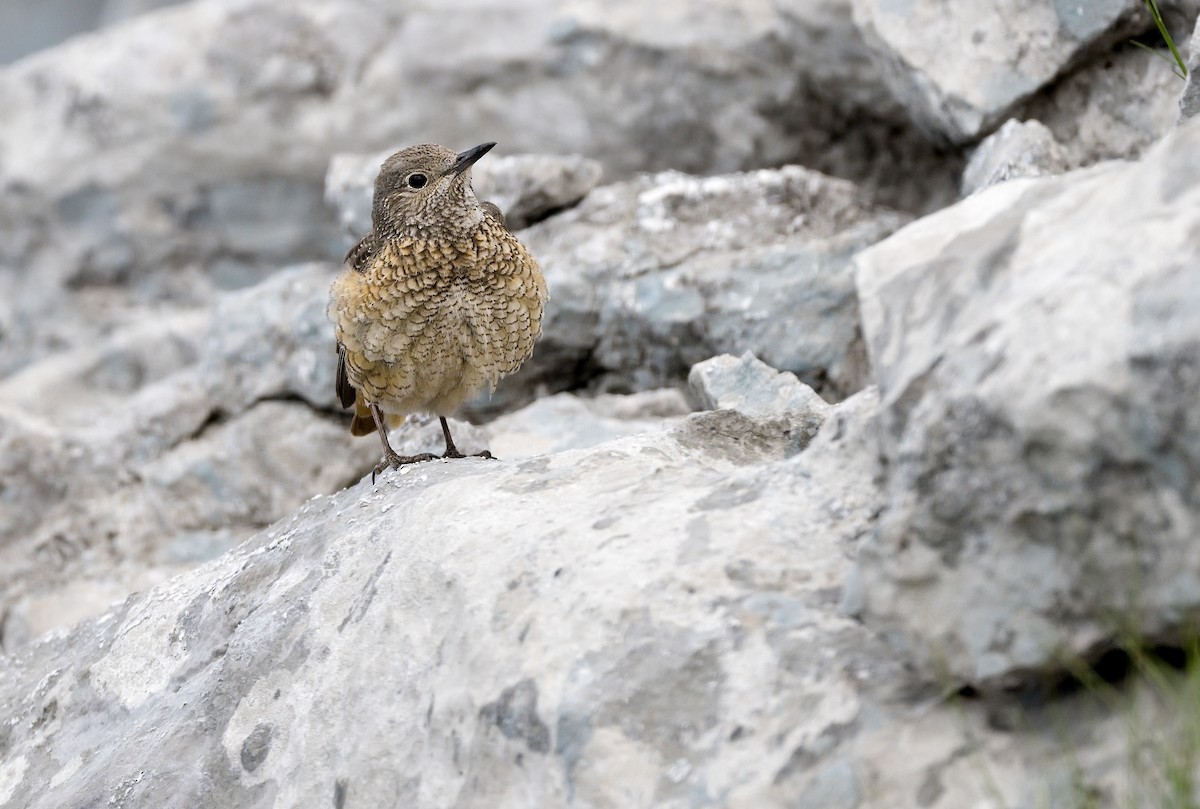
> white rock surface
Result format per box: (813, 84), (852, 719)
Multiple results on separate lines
(961, 119), (1069, 196)
(0, 389), (1190, 808)
(1180, 13), (1200, 119)
(0, 0), (949, 377)
(854, 116), (1200, 687)
(7, 1), (1200, 805)
(689, 352), (831, 453)
(852, 0), (1180, 143)
(469, 165), (909, 413)
(1026, 42), (1187, 169)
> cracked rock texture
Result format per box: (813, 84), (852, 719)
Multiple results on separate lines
(852, 0), (1196, 144)
(5, 1), (1200, 806)
(1, 390), (1194, 809)
(961, 118), (1069, 196)
(854, 116), (1200, 687)
(0, 0), (956, 380)
(455, 165), (910, 413)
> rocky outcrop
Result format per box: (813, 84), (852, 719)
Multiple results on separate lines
(463, 165), (909, 413)
(2, 383), (1193, 808)
(851, 0), (1190, 144)
(0, 259), (703, 650)
(6, 1), (1200, 805)
(961, 118), (1069, 196)
(0, 0), (954, 379)
(688, 351), (831, 454)
(1024, 41), (1188, 170)
(854, 116), (1200, 687)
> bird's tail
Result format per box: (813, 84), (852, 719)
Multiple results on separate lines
(349, 398), (404, 437)
(350, 399), (375, 437)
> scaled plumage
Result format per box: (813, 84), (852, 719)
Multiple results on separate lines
(328, 142), (548, 478)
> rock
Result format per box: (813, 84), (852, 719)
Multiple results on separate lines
(481, 165), (908, 415)
(1024, 42), (1186, 169)
(484, 388), (692, 460)
(688, 352), (831, 454)
(853, 116), (1200, 687)
(199, 263), (339, 415)
(851, 0), (1171, 144)
(961, 118), (1069, 196)
(1181, 15), (1200, 120)
(0, 388), (888, 807)
(0, 0), (955, 378)
(0, 264), (377, 650)
(327, 151), (605, 234)
(0, 0), (186, 65)
(0, 245), (708, 650)
(0, 386), (1187, 808)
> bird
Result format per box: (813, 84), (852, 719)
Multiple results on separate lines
(328, 142), (548, 481)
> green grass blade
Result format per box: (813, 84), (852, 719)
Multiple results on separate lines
(1142, 0), (1188, 79)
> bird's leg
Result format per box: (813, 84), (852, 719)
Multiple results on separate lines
(371, 404), (435, 483)
(439, 416), (464, 459)
(439, 416), (494, 460)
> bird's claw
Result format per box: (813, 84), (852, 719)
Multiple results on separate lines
(441, 448), (495, 460)
(371, 450), (437, 483)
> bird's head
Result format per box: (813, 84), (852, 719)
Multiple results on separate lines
(371, 142), (495, 240)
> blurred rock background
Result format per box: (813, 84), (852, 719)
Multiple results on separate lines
(3, 1), (1200, 807)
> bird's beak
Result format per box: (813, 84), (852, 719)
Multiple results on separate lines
(446, 142), (496, 176)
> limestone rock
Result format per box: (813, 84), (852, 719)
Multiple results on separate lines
(1025, 42), (1186, 169)
(0, 0), (950, 377)
(854, 116), (1200, 687)
(480, 165), (909, 414)
(688, 352), (831, 454)
(0, 0), (185, 65)
(484, 389), (692, 459)
(852, 0), (1168, 143)
(1180, 14), (1200, 120)
(0, 387), (1186, 808)
(961, 119), (1069, 196)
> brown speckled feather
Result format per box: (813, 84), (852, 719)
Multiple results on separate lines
(344, 232), (377, 274)
(328, 142), (547, 436)
(330, 217), (546, 419)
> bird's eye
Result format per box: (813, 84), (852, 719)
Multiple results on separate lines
(407, 173), (428, 189)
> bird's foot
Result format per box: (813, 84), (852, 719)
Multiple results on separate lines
(372, 450), (437, 483)
(441, 449), (495, 460)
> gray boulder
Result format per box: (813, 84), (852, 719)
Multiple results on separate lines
(470, 165), (909, 414)
(0, 0), (951, 377)
(1181, 13), (1200, 120)
(0, 387), (1185, 808)
(852, 0), (1185, 144)
(853, 115), (1200, 687)
(961, 118), (1069, 196)
(0, 264), (368, 650)
(1025, 42), (1186, 169)
(0, 0), (185, 64)
(688, 352), (831, 454)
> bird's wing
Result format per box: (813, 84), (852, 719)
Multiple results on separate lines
(344, 232), (377, 273)
(481, 201), (508, 231)
(335, 341), (356, 409)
